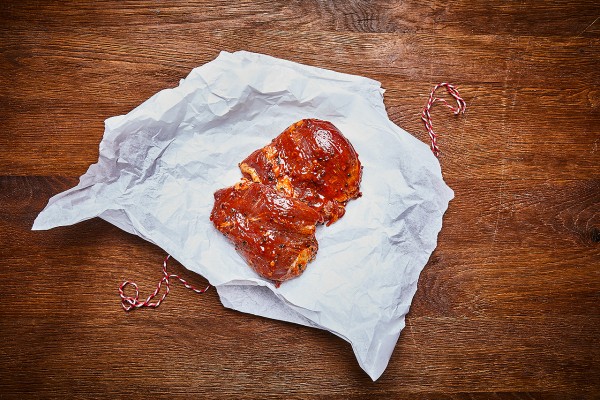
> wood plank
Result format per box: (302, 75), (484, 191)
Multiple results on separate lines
(1, 0), (599, 37)
(415, 246), (600, 318)
(1, 307), (598, 394)
(442, 179), (600, 248)
(1, 29), (598, 177)
(2, 27), (598, 86)
(3, 85), (599, 179)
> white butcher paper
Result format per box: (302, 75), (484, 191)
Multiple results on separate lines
(33, 50), (454, 380)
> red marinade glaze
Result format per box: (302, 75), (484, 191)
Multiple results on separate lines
(210, 180), (320, 285)
(239, 118), (362, 225)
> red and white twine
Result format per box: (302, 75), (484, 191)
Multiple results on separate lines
(119, 255), (210, 311)
(421, 82), (466, 157)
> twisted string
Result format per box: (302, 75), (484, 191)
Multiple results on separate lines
(421, 82), (466, 157)
(119, 255), (210, 311)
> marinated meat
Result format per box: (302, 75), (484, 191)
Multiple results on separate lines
(211, 119), (363, 286)
(239, 119), (362, 225)
(210, 180), (320, 285)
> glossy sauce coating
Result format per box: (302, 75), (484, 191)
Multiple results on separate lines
(239, 119), (362, 225)
(210, 180), (320, 285)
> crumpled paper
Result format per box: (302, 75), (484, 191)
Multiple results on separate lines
(33, 50), (453, 380)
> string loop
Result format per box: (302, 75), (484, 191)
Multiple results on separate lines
(421, 82), (466, 157)
(119, 255), (210, 311)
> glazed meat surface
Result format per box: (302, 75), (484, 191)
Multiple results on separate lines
(210, 180), (320, 284)
(239, 119), (362, 225)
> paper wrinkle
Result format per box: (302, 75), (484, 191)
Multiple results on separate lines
(32, 50), (453, 381)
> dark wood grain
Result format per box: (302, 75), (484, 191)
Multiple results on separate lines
(1, 29), (599, 177)
(1, 1), (599, 398)
(1, 1), (599, 37)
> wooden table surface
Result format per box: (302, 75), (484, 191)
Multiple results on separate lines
(1, 1), (599, 398)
